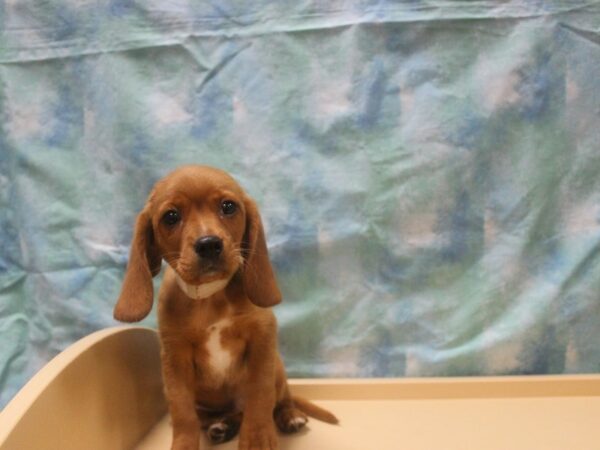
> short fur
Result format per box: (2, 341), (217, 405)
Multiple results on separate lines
(114, 165), (337, 450)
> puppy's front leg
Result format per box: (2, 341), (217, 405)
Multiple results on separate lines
(161, 343), (201, 450)
(238, 320), (279, 450)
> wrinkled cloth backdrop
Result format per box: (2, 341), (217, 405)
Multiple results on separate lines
(1, 1), (600, 407)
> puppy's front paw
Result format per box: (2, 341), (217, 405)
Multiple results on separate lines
(238, 422), (279, 450)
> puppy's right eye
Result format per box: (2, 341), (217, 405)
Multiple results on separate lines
(162, 209), (181, 226)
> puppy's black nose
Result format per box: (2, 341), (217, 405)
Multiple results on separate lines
(194, 235), (223, 260)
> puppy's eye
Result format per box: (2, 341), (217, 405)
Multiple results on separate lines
(162, 209), (181, 226)
(221, 200), (237, 216)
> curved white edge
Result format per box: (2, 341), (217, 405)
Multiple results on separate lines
(0, 326), (157, 446)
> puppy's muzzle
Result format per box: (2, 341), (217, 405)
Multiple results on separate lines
(194, 235), (224, 261)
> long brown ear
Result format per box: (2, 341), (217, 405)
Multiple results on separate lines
(113, 208), (162, 322)
(242, 196), (282, 307)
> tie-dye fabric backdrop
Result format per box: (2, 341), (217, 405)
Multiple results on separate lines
(1, 0), (600, 407)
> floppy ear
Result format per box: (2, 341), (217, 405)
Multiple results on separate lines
(113, 207), (162, 322)
(241, 196), (282, 307)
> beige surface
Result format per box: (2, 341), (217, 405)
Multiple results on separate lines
(0, 327), (166, 450)
(137, 397), (600, 450)
(2, 327), (600, 450)
(137, 377), (600, 450)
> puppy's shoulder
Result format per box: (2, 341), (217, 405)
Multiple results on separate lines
(232, 305), (277, 339)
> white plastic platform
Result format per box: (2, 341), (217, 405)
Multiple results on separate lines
(1, 327), (599, 450)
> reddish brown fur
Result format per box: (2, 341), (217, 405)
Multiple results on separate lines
(114, 165), (337, 450)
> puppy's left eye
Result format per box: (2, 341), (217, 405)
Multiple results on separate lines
(162, 209), (181, 226)
(221, 200), (237, 216)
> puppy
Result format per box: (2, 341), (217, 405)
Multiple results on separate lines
(113, 165), (337, 450)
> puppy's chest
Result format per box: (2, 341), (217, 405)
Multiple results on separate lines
(193, 318), (245, 387)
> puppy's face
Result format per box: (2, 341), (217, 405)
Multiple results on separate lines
(114, 164), (281, 322)
(149, 166), (247, 286)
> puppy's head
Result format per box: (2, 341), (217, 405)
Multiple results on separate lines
(113, 165), (281, 322)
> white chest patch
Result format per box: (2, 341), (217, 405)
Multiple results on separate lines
(205, 319), (233, 384)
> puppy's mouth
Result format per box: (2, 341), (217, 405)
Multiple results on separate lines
(171, 258), (233, 300)
(172, 252), (241, 295)
(192, 268), (229, 285)
(176, 264), (229, 285)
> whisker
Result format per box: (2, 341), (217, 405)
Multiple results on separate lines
(231, 247), (245, 267)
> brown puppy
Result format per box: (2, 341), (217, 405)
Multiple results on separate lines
(113, 165), (337, 450)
